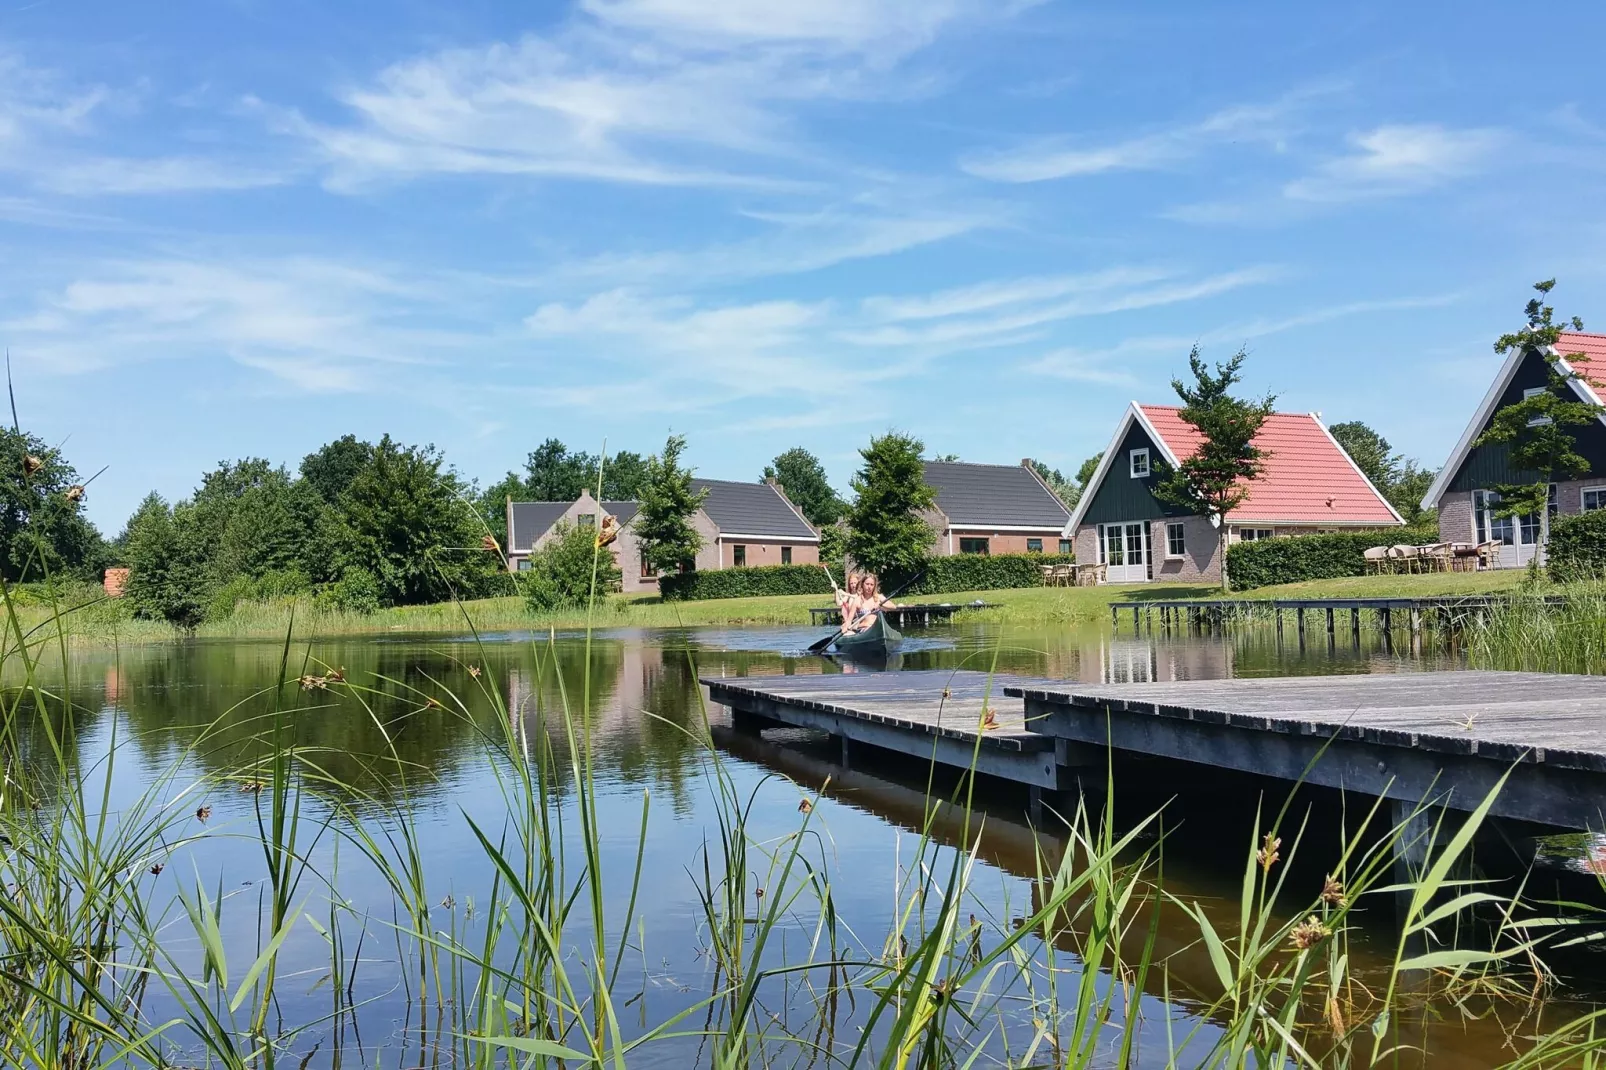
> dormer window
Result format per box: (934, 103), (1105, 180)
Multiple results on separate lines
(1129, 448), (1150, 478)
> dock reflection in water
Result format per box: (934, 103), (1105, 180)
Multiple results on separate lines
(19, 618), (1591, 1066)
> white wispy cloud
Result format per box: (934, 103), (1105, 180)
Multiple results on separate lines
(292, 0), (1020, 189)
(960, 98), (1303, 183)
(1283, 123), (1504, 202)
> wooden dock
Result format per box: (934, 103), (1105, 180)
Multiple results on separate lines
(1109, 595), (1561, 640)
(704, 669), (1606, 829)
(807, 601), (995, 627)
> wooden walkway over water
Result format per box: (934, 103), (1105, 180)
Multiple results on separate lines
(1109, 595), (1562, 639)
(703, 669), (1606, 829)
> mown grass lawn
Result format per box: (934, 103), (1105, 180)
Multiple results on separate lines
(28, 567), (1534, 646)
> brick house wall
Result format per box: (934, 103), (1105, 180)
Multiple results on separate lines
(1437, 491), (1474, 544)
(710, 538), (820, 568)
(1149, 516), (1221, 583)
(937, 529), (1070, 555)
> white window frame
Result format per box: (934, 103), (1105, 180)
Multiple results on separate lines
(1524, 386), (1553, 426)
(1583, 486), (1606, 512)
(1165, 521), (1186, 558)
(1235, 527), (1276, 543)
(1129, 448), (1150, 479)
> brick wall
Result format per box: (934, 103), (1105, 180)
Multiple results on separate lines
(1438, 491), (1473, 544)
(1149, 516), (1221, 583)
(103, 567), (129, 598)
(940, 529), (1069, 556)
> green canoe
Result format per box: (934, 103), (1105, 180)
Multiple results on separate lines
(831, 612), (903, 660)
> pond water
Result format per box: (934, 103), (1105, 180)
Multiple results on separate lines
(15, 620), (1603, 1067)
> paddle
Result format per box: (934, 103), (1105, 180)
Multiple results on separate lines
(806, 568), (925, 654)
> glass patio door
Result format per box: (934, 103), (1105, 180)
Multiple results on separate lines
(1101, 522), (1150, 583)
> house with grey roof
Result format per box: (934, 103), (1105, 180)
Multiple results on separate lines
(685, 478), (820, 572)
(921, 460), (1072, 556)
(506, 478), (818, 593)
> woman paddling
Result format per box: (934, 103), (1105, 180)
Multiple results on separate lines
(843, 573), (896, 634)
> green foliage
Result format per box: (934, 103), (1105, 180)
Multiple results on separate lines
(901, 554), (1075, 597)
(1477, 280), (1600, 522)
(206, 568), (311, 621)
(1546, 510), (1606, 581)
(300, 435), (373, 503)
(523, 522), (622, 611)
(1074, 452), (1103, 490)
(1153, 347), (1275, 589)
(122, 493), (209, 627)
(763, 447), (843, 526)
(479, 440), (651, 548)
(332, 435), (503, 606)
(658, 554), (1073, 601)
(1225, 526), (1440, 590)
(818, 523), (848, 575)
(316, 567), (384, 614)
(1029, 459), (1077, 508)
(1328, 420), (1438, 525)
(0, 428), (107, 582)
(846, 432), (936, 580)
(635, 434), (707, 574)
(658, 563), (834, 601)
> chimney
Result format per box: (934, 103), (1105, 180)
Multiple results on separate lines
(1021, 458), (1032, 469)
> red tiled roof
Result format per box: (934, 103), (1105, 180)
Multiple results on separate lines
(1556, 332), (1606, 399)
(1137, 405), (1401, 525)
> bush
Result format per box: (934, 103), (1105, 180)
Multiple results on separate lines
(659, 564), (834, 602)
(316, 567), (383, 615)
(658, 554), (1076, 602)
(1548, 511), (1606, 581)
(1225, 525), (1439, 590)
(523, 524), (623, 612)
(207, 568), (311, 621)
(900, 554), (1074, 597)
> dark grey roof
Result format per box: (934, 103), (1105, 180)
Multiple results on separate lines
(507, 502), (571, 552)
(690, 479), (817, 540)
(603, 501), (639, 524)
(922, 461), (1071, 528)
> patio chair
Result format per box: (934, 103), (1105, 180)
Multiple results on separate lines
(1474, 540), (1501, 570)
(1051, 564), (1074, 587)
(1417, 543), (1453, 573)
(1362, 545), (1391, 574)
(1040, 564), (1055, 586)
(1389, 544), (1421, 574)
(1449, 542), (1479, 572)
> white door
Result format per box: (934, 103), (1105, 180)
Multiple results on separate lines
(1474, 489), (1543, 569)
(1100, 522), (1150, 583)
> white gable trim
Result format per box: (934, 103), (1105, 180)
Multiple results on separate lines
(1308, 412), (1405, 525)
(1064, 403), (1181, 535)
(1419, 344), (1606, 510)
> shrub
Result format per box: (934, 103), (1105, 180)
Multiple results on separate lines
(659, 564), (834, 602)
(900, 554), (1074, 597)
(658, 554), (1076, 602)
(523, 524), (623, 612)
(316, 567), (383, 615)
(207, 568), (312, 621)
(1548, 511), (1606, 581)
(1225, 525), (1439, 590)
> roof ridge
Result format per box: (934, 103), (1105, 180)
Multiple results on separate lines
(923, 459), (1026, 469)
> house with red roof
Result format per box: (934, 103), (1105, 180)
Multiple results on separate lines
(1421, 331), (1606, 569)
(1064, 403), (1402, 584)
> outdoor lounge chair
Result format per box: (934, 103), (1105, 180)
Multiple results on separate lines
(1362, 545), (1391, 574)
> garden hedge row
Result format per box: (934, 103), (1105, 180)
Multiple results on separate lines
(1225, 525), (1439, 591)
(1548, 511), (1606, 580)
(657, 554), (1077, 602)
(658, 564), (835, 602)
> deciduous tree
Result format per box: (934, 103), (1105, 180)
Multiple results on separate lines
(523, 521), (623, 611)
(0, 429), (107, 582)
(1475, 280), (1600, 547)
(1153, 347), (1275, 590)
(635, 434), (707, 575)
(764, 447), (844, 527)
(846, 432), (936, 581)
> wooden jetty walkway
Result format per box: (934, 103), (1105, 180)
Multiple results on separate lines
(704, 669), (1606, 829)
(1109, 595), (1561, 639)
(808, 601), (996, 626)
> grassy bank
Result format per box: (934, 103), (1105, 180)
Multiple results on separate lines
(21, 568), (1535, 645)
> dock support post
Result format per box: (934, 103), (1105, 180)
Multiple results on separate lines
(1326, 607), (1335, 637)
(838, 735), (852, 769)
(1410, 607), (1423, 636)
(1392, 798), (1435, 929)
(1111, 605), (1118, 629)
(1351, 608), (1361, 645)
(1134, 605), (1141, 631)
(1027, 786), (1043, 827)
(1296, 607), (1306, 647)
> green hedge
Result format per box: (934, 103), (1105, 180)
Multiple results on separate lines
(899, 554), (1074, 597)
(1548, 511), (1606, 580)
(1225, 525), (1440, 591)
(657, 553), (1077, 602)
(658, 564), (835, 602)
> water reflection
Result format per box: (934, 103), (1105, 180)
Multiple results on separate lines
(14, 619), (1588, 1066)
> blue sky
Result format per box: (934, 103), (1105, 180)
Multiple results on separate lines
(4, 0), (1605, 531)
